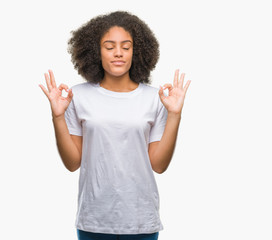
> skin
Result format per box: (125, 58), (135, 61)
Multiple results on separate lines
(149, 70), (191, 173)
(99, 26), (139, 92)
(39, 26), (192, 173)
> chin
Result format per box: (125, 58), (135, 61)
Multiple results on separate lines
(109, 70), (130, 78)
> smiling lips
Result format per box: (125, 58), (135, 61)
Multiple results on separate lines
(111, 61), (125, 66)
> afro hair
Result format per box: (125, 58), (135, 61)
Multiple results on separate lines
(67, 11), (159, 84)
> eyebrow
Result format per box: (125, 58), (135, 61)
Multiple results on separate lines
(103, 40), (132, 44)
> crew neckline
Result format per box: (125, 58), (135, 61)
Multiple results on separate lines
(95, 82), (143, 98)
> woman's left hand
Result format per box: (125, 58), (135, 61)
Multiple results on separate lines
(158, 69), (191, 115)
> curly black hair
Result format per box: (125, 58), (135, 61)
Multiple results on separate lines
(67, 11), (159, 84)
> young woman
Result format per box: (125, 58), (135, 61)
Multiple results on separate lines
(39, 11), (191, 240)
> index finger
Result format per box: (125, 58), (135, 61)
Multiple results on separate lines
(48, 69), (57, 88)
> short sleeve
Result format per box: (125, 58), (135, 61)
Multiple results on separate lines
(64, 98), (83, 136)
(149, 99), (168, 143)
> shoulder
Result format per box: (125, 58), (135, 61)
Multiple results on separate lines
(70, 82), (98, 95)
(141, 83), (166, 111)
(140, 83), (160, 95)
(70, 82), (92, 91)
(69, 82), (98, 104)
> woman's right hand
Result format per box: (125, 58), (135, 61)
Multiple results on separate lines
(39, 69), (73, 118)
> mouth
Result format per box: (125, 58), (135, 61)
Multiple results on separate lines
(111, 61), (125, 66)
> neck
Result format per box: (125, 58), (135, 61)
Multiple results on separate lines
(100, 72), (139, 92)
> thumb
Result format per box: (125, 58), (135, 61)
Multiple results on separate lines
(66, 88), (73, 102)
(158, 85), (166, 101)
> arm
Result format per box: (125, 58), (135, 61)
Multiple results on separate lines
(149, 69), (191, 174)
(39, 69), (82, 172)
(52, 115), (82, 172)
(149, 113), (181, 174)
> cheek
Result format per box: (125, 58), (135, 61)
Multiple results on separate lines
(100, 51), (110, 66)
(127, 50), (133, 62)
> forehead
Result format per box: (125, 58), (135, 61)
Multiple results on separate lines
(101, 26), (132, 43)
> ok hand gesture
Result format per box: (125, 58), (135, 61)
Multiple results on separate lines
(39, 70), (73, 118)
(158, 69), (191, 116)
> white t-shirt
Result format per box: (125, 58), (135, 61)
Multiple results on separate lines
(64, 81), (168, 234)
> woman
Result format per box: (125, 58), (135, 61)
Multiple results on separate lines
(39, 11), (191, 240)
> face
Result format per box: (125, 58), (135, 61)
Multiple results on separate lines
(100, 26), (133, 78)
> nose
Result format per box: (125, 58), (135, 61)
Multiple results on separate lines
(114, 46), (123, 58)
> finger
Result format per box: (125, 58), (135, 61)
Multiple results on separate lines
(49, 69), (57, 88)
(158, 86), (166, 101)
(44, 73), (52, 91)
(173, 69), (179, 88)
(162, 83), (173, 91)
(183, 80), (191, 94)
(39, 84), (50, 99)
(178, 73), (185, 89)
(58, 83), (69, 91)
(66, 88), (73, 102)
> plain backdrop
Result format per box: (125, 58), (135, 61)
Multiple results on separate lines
(0, 0), (271, 239)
